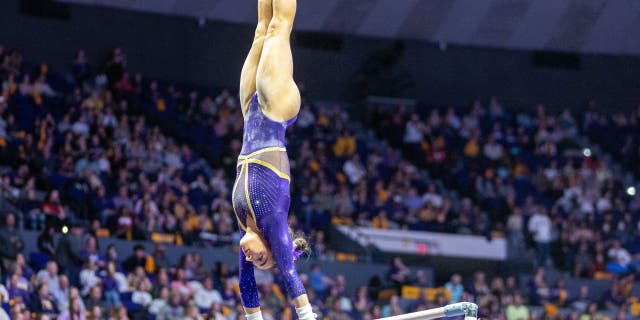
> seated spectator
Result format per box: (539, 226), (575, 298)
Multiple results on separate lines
(601, 281), (626, 311)
(51, 274), (69, 311)
(36, 261), (60, 294)
(31, 281), (58, 316)
(171, 268), (194, 297)
(194, 276), (222, 310)
(79, 259), (101, 296)
(83, 285), (106, 313)
(157, 290), (184, 320)
(607, 240), (631, 274)
(127, 266), (151, 292)
(7, 272), (29, 306)
(327, 299), (351, 320)
(58, 295), (86, 320)
(571, 286), (592, 314)
(149, 286), (170, 315)
(123, 245), (149, 274)
(152, 243), (170, 272)
(505, 293), (529, 320)
(132, 279), (153, 307)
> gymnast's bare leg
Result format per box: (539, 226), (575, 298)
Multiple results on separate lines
(256, 0), (301, 123)
(239, 0), (272, 115)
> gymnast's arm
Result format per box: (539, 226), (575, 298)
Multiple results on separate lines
(238, 233), (261, 310)
(260, 215), (307, 304)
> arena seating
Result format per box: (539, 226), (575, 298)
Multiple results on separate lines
(0, 44), (639, 320)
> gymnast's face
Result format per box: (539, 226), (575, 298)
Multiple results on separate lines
(240, 232), (275, 270)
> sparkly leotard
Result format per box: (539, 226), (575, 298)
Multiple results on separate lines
(232, 92), (303, 308)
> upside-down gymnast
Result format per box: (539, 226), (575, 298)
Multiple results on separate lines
(232, 0), (316, 319)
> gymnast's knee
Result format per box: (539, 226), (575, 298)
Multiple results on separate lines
(266, 18), (292, 38)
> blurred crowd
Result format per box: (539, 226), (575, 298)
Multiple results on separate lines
(1, 43), (640, 320)
(366, 100), (640, 278)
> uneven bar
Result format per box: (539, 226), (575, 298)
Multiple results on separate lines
(377, 302), (478, 320)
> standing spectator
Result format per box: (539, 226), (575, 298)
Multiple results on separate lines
(56, 222), (85, 286)
(506, 208), (525, 248)
(37, 226), (56, 257)
(102, 262), (120, 311)
(528, 208), (552, 267)
(506, 293), (529, 320)
(445, 274), (464, 304)
(387, 257), (411, 295)
(0, 213), (24, 272)
(403, 114), (425, 162)
(343, 154), (366, 185)
(309, 264), (332, 300)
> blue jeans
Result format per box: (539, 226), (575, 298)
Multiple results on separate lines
(535, 242), (550, 267)
(105, 290), (120, 311)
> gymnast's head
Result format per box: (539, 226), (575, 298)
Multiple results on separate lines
(240, 228), (309, 270)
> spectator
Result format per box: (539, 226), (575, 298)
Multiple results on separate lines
(56, 222), (85, 286)
(388, 257), (411, 294)
(152, 243), (170, 271)
(445, 274), (464, 304)
(157, 290), (184, 320)
(57, 296), (86, 320)
(149, 286), (170, 316)
(528, 208), (552, 267)
(51, 274), (70, 311)
(84, 285), (106, 313)
(343, 154), (366, 185)
(123, 245), (148, 273)
(31, 281), (58, 316)
(7, 272), (29, 306)
(505, 293), (529, 320)
(102, 262), (120, 311)
(327, 299), (351, 320)
(309, 264), (332, 299)
(194, 276), (222, 310)
(36, 261), (59, 295)
(0, 212), (24, 271)
(570, 286), (592, 314)
(607, 240), (631, 274)
(79, 259), (100, 296)
(37, 226), (56, 257)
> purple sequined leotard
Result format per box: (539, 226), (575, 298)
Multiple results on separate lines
(232, 92), (303, 308)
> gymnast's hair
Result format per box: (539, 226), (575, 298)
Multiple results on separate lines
(289, 227), (310, 260)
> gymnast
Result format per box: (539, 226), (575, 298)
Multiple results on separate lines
(232, 0), (315, 319)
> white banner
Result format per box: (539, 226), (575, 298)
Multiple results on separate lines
(338, 226), (507, 261)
